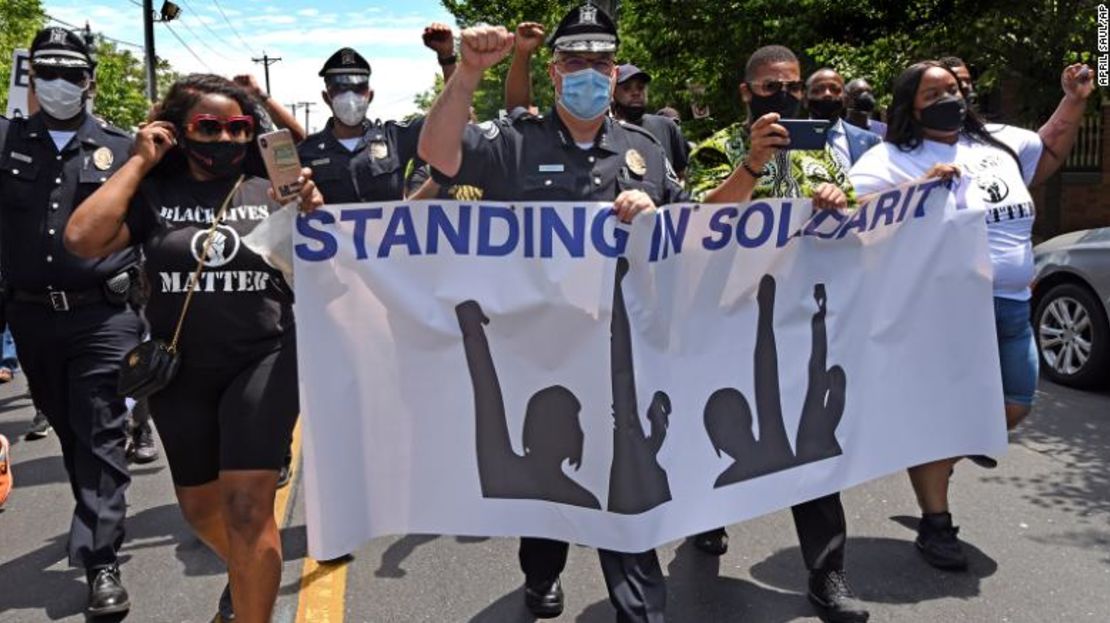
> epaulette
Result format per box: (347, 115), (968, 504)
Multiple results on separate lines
(507, 106), (542, 123)
(97, 119), (132, 139)
(616, 118), (664, 147)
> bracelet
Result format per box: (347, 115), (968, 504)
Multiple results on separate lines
(741, 159), (767, 178)
(437, 54), (458, 66)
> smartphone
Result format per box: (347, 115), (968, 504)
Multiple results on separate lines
(777, 119), (831, 151)
(257, 129), (303, 203)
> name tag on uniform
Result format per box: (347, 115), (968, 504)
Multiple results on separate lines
(8, 152), (32, 164)
(538, 164), (565, 173)
(310, 158), (331, 166)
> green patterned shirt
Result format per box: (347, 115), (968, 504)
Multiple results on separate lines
(686, 122), (856, 205)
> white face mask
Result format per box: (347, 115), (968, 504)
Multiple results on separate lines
(34, 77), (87, 121)
(331, 91), (370, 126)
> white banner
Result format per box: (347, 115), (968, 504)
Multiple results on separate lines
(5, 49), (32, 119)
(294, 180), (1007, 559)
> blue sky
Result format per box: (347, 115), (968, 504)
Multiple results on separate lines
(43, 0), (456, 131)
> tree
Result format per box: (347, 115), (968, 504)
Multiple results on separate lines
(90, 39), (179, 129)
(0, 0), (45, 113)
(434, 0), (1096, 138)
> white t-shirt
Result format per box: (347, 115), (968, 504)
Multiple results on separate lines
(338, 137), (360, 152)
(48, 130), (76, 151)
(849, 124), (1043, 300)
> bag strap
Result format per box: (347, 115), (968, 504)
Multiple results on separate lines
(167, 175), (246, 353)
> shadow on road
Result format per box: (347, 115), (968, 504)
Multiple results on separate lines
(1000, 381), (1110, 520)
(375, 534), (492, 579)
(0, 503), (225, 620)
(750, 522), (997, 606)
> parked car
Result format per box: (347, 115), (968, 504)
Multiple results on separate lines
(1032, 228), (1110, 388)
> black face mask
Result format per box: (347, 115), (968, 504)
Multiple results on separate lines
(852, 91), (876, 113)
(808, 98), (844, 121)
(748, 90), (802, 121)
(918, 94), (967, 132)
(183, 138), (248, 177)
(612, 101), (646, 123)
(965, 88), (978, 107)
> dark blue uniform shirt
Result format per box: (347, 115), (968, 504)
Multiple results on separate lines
(0, 113), (137, 291)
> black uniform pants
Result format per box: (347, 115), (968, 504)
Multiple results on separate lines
(791, 492), (846, 572)
(7, 300), (141, 569)
(520, 538), (666, 622)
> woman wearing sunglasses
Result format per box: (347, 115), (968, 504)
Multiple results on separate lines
(65, 73), (323, 623)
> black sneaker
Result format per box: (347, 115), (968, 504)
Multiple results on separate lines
(277, 448), (293, 489)
(915, 512), (969, 571)
(693, 527), (729, 556)
(129, 420), (159, 464)
(217, 582), (235, 621)
(86, 564), (130, 616)
(808, 568), (870, 623)
(524, 577), (564, 619)
(24, 410), (51, 440)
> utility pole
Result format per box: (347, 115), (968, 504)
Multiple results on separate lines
(142, 0), (156, 101)
(287, 103), (299, 118)
(252, 51), (281, 94)
(297, 101), (315, 133)
(141, 1), (182, 102)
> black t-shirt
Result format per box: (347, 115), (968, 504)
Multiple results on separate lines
(125, 175), (293, 365)
(637, 114), (690, 176)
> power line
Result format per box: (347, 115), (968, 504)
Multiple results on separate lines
(162, 21), (213, 72)
(209, 0), (255, 56)
(178, 0), (251, 56)
(41, 12), (145, 50)
(124, 0), (232, 61)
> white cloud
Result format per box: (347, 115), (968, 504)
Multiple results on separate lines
(43, 0), (453, 129)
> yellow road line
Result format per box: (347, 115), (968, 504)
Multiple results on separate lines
(293, 423), (350, 623)
(294, 556), (350, 622)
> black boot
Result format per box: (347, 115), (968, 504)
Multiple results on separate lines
(86, 564), (130, 616)
(808, 568), (870, 622)
(693, 527), (729, 556)
(916, 512), (969, 570)
(523, 577), (564, 619)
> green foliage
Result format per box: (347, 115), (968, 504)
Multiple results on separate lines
(435, 0), (1098, 138)
(90, 40), (179, 130)
(0, 0), (45, 113)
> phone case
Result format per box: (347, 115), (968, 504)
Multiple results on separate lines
(258, 130), (303, 202)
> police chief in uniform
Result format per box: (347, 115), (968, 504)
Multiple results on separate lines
(299, 27), (456, 204)
(0, 27), (140, 615)
(419, 6), (678, 622)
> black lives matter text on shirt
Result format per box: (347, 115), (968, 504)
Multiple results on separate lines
(125, 175), (293, 365)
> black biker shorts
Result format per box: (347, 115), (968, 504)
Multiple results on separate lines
(149, 333), (299, 487)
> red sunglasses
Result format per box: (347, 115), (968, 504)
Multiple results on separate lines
(186, 114), (255, 140)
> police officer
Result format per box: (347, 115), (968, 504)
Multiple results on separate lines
(0, 27), (140, 616)
(419, 5), (680, 621)
(299, 24), (456, 203)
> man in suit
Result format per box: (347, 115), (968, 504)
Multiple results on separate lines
(806, 68), (881, 169)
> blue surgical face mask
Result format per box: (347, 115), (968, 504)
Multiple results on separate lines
(557, 68), (613, 121)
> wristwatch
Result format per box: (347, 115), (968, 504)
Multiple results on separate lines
(437, 54), (458, 66)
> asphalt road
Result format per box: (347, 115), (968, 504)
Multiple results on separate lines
(1, 373), (1107, 622)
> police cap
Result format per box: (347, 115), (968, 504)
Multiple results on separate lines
(319, 47), (371, 79)
(30, 27), (93, 70)
(548, 3), (619, 53)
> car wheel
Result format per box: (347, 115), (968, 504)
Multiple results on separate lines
(1034, 282), (1110, 388)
